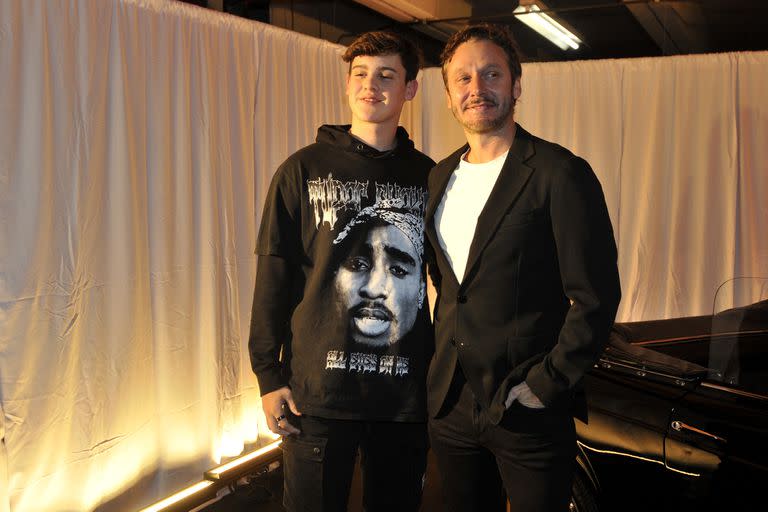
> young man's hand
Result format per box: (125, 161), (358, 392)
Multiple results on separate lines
(262, 386), (302, 436)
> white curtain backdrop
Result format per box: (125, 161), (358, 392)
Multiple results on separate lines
(0, 1), (349, 510)
(0, 0), (765, 510)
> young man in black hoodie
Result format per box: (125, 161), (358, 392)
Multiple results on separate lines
(248, 31), (434, 512)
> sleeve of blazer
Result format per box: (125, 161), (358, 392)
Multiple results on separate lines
(525, 156), (622, 407)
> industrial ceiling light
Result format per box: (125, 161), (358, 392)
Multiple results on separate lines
(514, 1), (582, 50)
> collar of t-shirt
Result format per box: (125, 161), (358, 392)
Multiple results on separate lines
(434, 149), (509, 282)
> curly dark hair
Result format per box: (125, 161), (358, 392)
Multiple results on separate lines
(440, 23), (523, 88)
(342, 31), (423, 82)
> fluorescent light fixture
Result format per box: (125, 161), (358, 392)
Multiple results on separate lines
(514, 2), (582, 50)
(138, 480), (216, 512)
(204, 439), (282, 481)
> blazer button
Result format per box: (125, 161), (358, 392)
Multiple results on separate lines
(450, 338), (456, 346)
(457, 295), (467, 303)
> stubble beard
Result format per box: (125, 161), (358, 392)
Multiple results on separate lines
(453, 95), (514, 135)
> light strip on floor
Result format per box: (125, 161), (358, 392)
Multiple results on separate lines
(139, 439), (283, 511)
(204, 439), (282, 481)
(138, 480), (215, 512)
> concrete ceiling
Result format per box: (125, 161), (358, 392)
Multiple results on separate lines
(351, 0), (768, 62)
(201, 1), (768, 64)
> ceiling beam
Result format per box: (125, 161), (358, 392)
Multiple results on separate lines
(352, 0), (473, 42)
(352, 0), (472, 23)
(623, 0), (709, 54)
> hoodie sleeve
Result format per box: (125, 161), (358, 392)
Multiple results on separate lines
(249, 163), (302, 395)
(248, 254), (297, 395)
(256, 164), (302, 258)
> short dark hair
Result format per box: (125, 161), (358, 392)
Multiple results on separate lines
(440, 23), (523, 88)
(342, 31), (422, 82)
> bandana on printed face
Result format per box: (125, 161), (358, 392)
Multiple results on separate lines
(332, 198), (424, 262)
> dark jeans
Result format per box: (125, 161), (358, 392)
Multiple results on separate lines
(281, 415), (428, 512)
(428, 373), (576, 512)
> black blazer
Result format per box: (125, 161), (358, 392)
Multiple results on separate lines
(425, 124), (621, 423)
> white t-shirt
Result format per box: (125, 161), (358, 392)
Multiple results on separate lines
(434, 149), (509, 282)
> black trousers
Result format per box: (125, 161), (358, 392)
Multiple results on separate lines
(281, 415), (428, 512)
(428, 372), (575, 512)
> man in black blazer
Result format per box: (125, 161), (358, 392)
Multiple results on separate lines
(426, 23), (621, 512)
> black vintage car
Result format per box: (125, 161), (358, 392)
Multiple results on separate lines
(572, 280), (768, 512)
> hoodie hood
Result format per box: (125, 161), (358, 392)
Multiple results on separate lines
(316, 124), (415, 159)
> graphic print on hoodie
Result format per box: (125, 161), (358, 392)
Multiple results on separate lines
(313, 174), (426, 375)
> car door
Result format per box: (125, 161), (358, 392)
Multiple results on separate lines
(664, 331), (768, 511)
(577, 365), (690, 511)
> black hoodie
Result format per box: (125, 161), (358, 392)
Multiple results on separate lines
(249, 124), (435, 421)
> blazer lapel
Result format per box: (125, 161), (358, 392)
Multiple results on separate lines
(462, 126), (535, 280)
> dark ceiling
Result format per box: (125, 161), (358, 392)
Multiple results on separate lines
(183, 1), (768, 66)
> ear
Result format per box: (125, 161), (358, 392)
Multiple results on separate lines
(405, 79), (418, 101)
(513, 77), (522, 101)
(345, 73), (351, 95)
(445, 87), (452, 109)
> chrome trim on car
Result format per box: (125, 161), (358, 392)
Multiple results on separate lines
(670, 421), (727, 442)
(576, 441), (701, 477)
(596, 358), (700, 386)
(700, 381), (768, 400)
(634, 329), (768, 346)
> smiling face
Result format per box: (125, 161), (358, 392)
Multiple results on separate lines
(334, 224), (423, 348)
(346, 54), (418, 128)
(443, 39), (521, 135)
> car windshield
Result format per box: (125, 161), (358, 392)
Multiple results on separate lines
(612, 278), (768, 396)
(706, 277), (768, 392)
